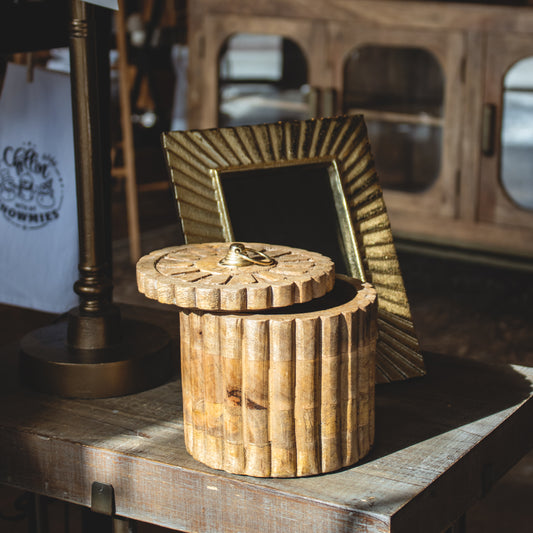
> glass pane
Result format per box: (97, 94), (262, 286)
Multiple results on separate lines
(220, 34), (283, 81)
(501, 57), (533, 210)
(218, 34), (309, 127)
(344, 46), (444, 192)
(366, 121), (442, 193)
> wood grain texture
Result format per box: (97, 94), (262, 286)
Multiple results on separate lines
(161, 116), (425, 384)
(187, 0), (533, 130)
(1, 306), (532, 533)
(179, 276), (378, 477)
(328, 20), (464, 224)
(137, 242), (335, 311)
(189, 0), (533, 34)
(388, 209), (533, 257)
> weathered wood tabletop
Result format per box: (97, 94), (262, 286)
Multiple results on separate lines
(0, 306), (532, 533)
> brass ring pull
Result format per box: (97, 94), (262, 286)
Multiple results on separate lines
(219, 243), (277, 268)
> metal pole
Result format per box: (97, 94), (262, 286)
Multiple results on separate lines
(67, 0), (120, 349)
(19, 0), (172, 398)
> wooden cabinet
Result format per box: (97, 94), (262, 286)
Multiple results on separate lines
(187, 1), (533, 259)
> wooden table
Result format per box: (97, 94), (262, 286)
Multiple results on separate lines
(1, 306), (532, 533)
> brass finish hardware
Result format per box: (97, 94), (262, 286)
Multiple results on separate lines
(219, 243), (277, 268)
(482, 103), (496, 156)
(19, 317), (173, 398)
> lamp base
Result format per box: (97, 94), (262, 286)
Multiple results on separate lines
(19, 317), (173, 398)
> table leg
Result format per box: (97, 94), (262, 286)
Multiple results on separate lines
(445, 514), (466, 533)
(27, 493), (49, 533)
(81, 507), (112, 532)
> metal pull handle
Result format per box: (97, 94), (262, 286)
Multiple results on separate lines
(481, 103), (497, 156)
(219, 243), (276, 268)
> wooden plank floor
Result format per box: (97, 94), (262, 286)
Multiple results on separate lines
(1, 308), (532, 533)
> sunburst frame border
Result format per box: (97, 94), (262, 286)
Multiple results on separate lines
(161, 115), (425, 383)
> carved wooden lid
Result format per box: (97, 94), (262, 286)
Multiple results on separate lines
(136, 242), (335, 311)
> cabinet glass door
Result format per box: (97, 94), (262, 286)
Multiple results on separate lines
(343, 46), (444, 192)
(501, 57), (533, 210)
(218, 33), (310, 127)
(480, 33), (533, 228)
(328, 24), (464, 219)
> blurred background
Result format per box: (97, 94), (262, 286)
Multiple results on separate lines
(1, 0), (532, 531)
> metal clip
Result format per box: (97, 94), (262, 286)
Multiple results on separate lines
(219, 243), (276, 268)
(91, 481), (115, 516)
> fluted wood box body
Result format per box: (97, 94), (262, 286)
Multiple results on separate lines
(137, 243), (378, 477)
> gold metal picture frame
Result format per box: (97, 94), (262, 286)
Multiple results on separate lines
(162, 115), (425, 383)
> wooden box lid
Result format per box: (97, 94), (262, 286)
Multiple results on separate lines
(136, 242), (335, 312)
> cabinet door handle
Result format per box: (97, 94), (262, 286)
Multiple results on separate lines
(481, 103), (496, 156)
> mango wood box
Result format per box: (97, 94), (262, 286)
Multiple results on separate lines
(137, 242), (378, 477)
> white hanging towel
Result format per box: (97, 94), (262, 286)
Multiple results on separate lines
(0, 63), (79, 313)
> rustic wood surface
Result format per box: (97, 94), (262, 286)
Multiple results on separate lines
(1, 305), (532, 532)
(137, 242), (335, 311)
(457, 30), (485, 225)
(388, 210), (533, 255)
(189, 0), (533, 35)
(179, 276), (377, 477)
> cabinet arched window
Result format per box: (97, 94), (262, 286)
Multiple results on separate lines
(343, 46), (444, 192)
(501, 56), (533, 210)
(218, 33), (309, 127)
